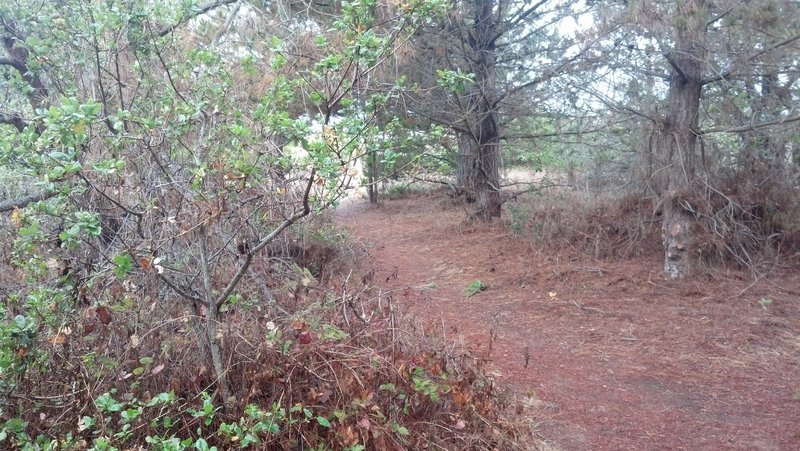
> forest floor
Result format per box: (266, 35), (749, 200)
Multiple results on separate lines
(334, 190), (800, 451)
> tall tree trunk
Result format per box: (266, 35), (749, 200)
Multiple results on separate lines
(457, 0), (501, 221)
(660, 0), (707, 278)
(368, 149), (379, 203)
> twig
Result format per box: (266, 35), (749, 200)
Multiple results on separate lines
(571, 300), (606, 315)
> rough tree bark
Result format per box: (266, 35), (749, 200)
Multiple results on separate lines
(458, 0), (502, 221)
(659, 0), (707, 278)
(454, 132), (477, 201)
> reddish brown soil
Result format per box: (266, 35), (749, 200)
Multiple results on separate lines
(336, 192), (800, 451)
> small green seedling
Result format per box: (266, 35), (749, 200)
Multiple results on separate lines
(464, 280), (487, 297)
(758, 298), (773, 310)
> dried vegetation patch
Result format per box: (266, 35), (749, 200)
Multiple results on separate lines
(0, 217), (535, 449)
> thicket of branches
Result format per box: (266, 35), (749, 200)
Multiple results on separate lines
(0, 0), (536, 448)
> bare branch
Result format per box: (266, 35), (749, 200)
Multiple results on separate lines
(0, 56), (25, 71)
(1, 18), (50, 117)
(706, 6), (734, 28)
(495, 0), (548, 42)
(157, 273), (203, 303)
(702, 32), (800, 85)
(663, 52), (687, 83)
(0, 190), (56, 213)
(214, 168), (317, 309)
(0, 112), (27, 131)
(157, 0), (239, 37)
(700, 114), (800, 135)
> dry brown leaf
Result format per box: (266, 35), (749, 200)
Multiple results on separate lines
(51, 333), (66, 346)
(83, 322), (96, 336)
(95, 306), (113, 325)
(317, 389), (332, 404)
(298, 330), (313, 345)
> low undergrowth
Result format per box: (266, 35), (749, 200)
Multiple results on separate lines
(0, 218), (532, 450)
(505, 190), (661, 259)
(504, 170), (800, 270)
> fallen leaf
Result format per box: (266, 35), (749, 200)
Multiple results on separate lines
(317, 389), (332, 404)
(151, 363), (165, 375)
(298, 330), (313, 345)
(454, 419), (466, 430)
(291, 320), (305, 330)
(83, 323), (96, 336)
(452, 389), (471, 407)
(95, 306), (113, 325)
(11, 207), (23, 228)
(337, 425), (358, 446)
(51, 333), (66, 346)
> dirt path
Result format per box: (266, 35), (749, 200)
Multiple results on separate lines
(335, 192), (800, 450)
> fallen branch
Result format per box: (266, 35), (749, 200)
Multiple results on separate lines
(0, 190), (56, 213)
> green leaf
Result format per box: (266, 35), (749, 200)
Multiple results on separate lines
(139, 356), (154, 365)
(113, 253), (133, 279)
(316, 416), (331, 428)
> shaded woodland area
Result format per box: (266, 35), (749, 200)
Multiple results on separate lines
(1, 0), (798, 449)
